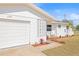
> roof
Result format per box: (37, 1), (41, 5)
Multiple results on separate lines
(0, 3), (56, 24)
(52, 21), (67, 25)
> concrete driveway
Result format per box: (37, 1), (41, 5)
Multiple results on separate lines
(0, 40), (62, 56)
(0, 45), (46, 56)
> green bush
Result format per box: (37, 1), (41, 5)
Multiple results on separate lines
(76, 25), (79, 31)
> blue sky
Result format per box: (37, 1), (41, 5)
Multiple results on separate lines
(35, 3), (79, 26)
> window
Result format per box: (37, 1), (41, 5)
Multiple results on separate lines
(58, 25), (61, 28)
(47, 25), (51, 27)
(47, 25), (52, 31)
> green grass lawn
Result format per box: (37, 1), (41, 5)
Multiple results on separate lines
(43, 35), (79, 56)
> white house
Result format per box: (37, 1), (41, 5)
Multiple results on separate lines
(0, 3), (74, 49)
(47, 21), (74, 37)
(0, 3), (54, 49)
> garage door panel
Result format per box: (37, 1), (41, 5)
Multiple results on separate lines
(0, 20), (30, 49)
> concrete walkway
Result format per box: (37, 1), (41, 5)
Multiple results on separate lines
(35, 41), (62, 51)
(0, 45), (46, 56)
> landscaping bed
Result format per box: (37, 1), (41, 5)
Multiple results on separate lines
(32, 42), (49, 47)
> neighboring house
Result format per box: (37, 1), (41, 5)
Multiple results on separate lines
(0, 3), (55, 49)
(47, 21), (74, 37)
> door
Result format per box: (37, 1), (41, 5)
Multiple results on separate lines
(0, 19), (30, 49)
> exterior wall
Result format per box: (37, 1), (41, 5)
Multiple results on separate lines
(47, 31), (51, 37)
(29, 18), (38, 44)
(51, 23), (74, 37)
(51, 24), (57, 36)
(37, 19), (47, 43)
(56, 24), (67, 37)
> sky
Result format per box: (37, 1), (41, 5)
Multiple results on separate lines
(35, 3), (79, 26)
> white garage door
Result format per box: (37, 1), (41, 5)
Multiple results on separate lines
(0, 19), (30, 49)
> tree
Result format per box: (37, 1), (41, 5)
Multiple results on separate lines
(62, 20), (73, 28)
(76, 24), (79, 31)
(67, 20), (73, 28)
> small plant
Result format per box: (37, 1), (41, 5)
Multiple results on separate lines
(40, 39), (44, 44)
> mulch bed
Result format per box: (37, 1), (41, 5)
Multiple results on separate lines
(32, 42), (50, 47)
(49, 36), (66, 44)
